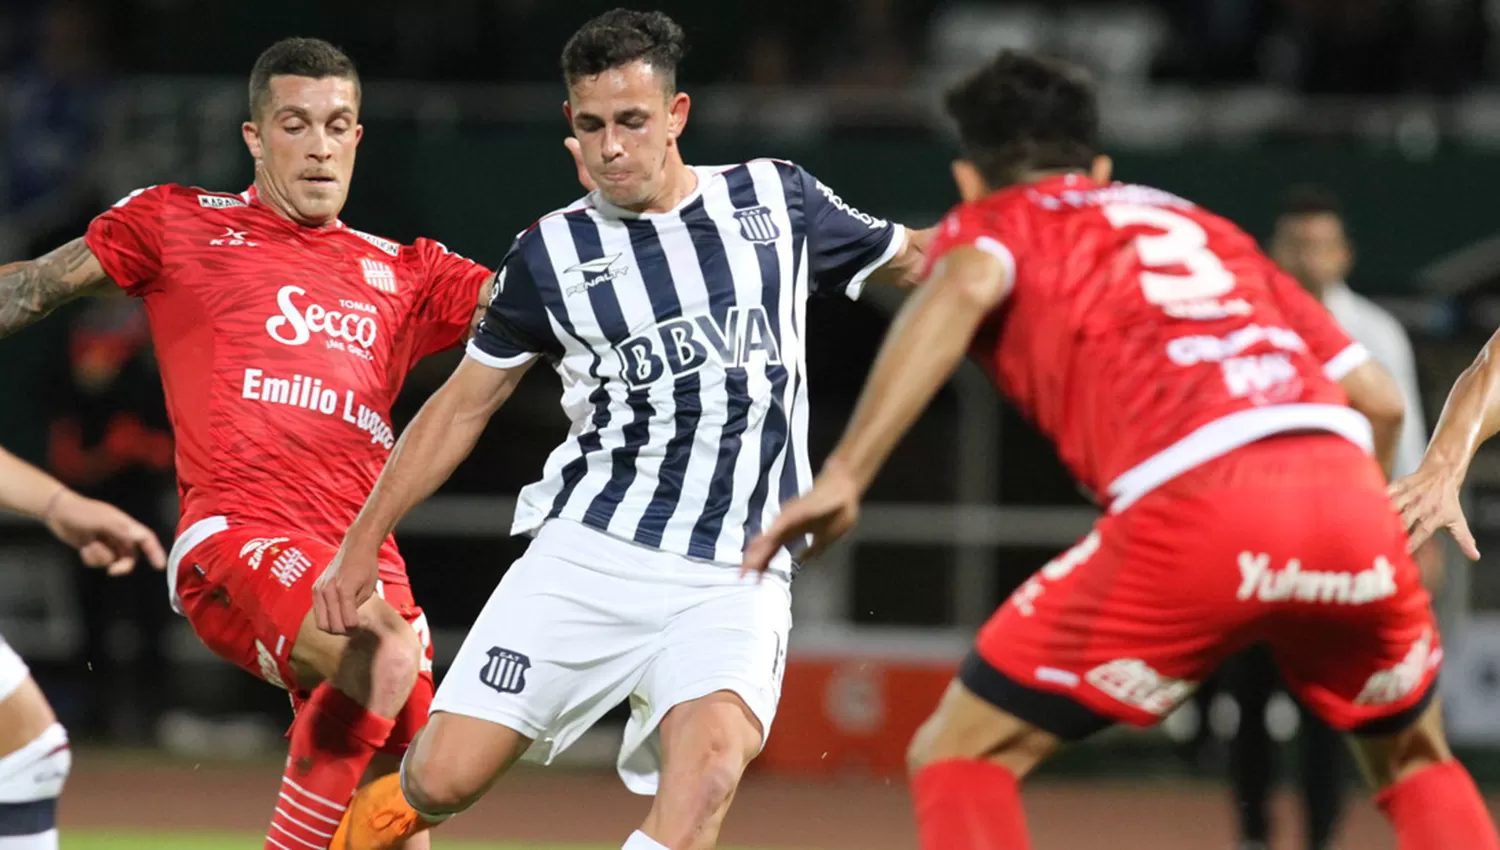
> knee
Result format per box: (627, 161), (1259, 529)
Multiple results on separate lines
(400, 743), (481, 815)
(907, 713), (944, 776)
(359, 606), (423, 691)
(681, 717), (757, 811)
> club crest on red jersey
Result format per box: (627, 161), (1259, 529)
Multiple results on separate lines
(360, 258), (398, 294)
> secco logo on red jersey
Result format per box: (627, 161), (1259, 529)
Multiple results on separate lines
(265, 285), (379, 354)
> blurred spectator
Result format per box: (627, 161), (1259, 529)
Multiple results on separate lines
(45, 298), (174, 745)
(1, 0), (113, 261)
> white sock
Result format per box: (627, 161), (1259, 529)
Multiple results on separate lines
(622, 829), (670, 850)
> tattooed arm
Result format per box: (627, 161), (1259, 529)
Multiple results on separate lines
(0, 238), (115, 338)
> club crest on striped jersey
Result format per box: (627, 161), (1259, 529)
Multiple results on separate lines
(734, 205), (781, 244)
(564, 254), (631, 296)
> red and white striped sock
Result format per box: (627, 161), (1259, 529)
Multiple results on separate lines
(264, 684), (394, 850)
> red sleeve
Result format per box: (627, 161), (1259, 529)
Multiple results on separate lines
(922, 201), (1020, 287)
(83, 186), (169, 297)
(1267, 265), (1368, 379)
(411, 238), (493, 359)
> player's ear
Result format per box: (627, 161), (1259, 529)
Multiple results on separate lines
(667, 91), (690, 140)
(243, 120), (264, 163)
(951, 160), (988, 203)
(1091, 155), (1113, 184)
(562, 100), (573, 127)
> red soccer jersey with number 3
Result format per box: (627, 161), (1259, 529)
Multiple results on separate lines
(84, 184), (491, 582)
(925, 175), (1374, 513)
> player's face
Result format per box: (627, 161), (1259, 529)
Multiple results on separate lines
(1272, 213), (1352, 295)
(565, 61), (690, 210)
(243, 75), (363, 227)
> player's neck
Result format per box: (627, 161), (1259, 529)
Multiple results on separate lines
(630, 154), (698, 215)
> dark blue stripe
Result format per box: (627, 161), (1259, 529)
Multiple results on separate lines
(683, 189), (753, 560)
(0, 798), (57, 836)
(583, 217), (672, 527)
(623, 218), (707, 548)
(724, 166), (792, 547)
(543, 214), (613, 520)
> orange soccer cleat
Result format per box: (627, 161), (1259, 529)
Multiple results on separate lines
(331, 773), (436, 850)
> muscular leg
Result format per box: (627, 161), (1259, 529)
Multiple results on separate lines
(1349, 698), (1499, 850)
(905, 680), (1062, 850)
(0, 651), (72, 850)
(262, 595), (422, 850)
(333, 711), (533, 849)
(632, 691), (766, 850)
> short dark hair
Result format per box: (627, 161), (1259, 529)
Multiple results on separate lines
(561, 9), (687, 91)
(248, 37), (361, 120)
(943, 50), (1099, 188)
(1278, 184), (1343, 219)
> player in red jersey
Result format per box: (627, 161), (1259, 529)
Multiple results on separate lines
(0, 38), (492, 850)
(744, 50), (1498, 850)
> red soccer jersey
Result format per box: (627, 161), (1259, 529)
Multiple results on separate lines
(84, 184), (491, 583)
(926, 175), (1374, 512)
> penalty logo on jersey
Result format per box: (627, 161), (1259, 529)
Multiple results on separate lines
(734, 206), (781, 244)
(479, 646), (531, 694)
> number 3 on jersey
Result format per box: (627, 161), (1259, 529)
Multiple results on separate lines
(1103, 204), (1235, 305)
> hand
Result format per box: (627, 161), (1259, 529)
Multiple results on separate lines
(1390, 463), (1479, 560)
(313, 542), (379, 635)
(742, 466), (862, 580)
(44, 489), (167, 576)
(565, 138), (597, 193)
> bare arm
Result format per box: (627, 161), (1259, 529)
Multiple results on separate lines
(1386, 328), (1500, 559)
(316, 353), (534, 632)
(865, 226), (934, 290)
(0, 445), (71, 519)
(346, 354), (532, 552)
(0, 238), (114, 338)
(825, 245), (1005, 489)
(1339, 359), (1407, 479)
(0, 445), (165, 574)
(1414, 328), (1500, 478)
(742, 246), (1007, 575)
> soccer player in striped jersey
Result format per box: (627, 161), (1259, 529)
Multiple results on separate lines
(316, 9), (929, 850)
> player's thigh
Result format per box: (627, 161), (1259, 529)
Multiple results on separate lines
(1346, 698), (1453, 791)
(908, 679), (1061, 780)
(0, 640), (54, 759)
(623, 577), (791, 795)
(430, 522), (662, 766)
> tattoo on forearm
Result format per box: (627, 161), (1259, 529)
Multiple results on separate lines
(0, 239), (103, 337)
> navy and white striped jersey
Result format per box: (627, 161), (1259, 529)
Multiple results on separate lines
(468, 159), (904, 576)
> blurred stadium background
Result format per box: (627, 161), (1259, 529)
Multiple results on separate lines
(5, 0), (1500, 847)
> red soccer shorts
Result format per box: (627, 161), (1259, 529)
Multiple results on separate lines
(172, 524), (434, 752)
(968, 432), (1441, 739)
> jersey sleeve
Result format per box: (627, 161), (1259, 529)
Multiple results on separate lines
(796, 166), (904, 300)
(1267, 267), (1368, 379)
(411, 239), (493, 360)
(923, 203), (1019, 291)
(466, 237), (559, 370)
(83, 186), (169, 296)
